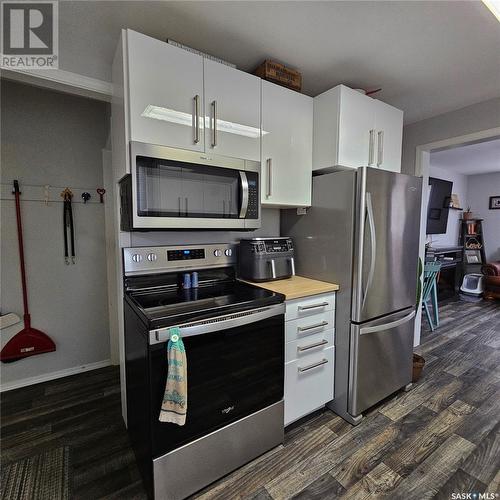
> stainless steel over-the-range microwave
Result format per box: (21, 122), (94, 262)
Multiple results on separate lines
(120, 142), (261, 231)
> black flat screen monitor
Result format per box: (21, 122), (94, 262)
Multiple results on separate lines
(426, 177), (453, 235)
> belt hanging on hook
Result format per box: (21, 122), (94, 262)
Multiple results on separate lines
(61, 188), (75, 265)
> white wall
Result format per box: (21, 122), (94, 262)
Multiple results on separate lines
(467, 172), (500, 262)
(427, 165), (468, 247)
(402, 97), (500, 176)
(1, 81), (111, 389)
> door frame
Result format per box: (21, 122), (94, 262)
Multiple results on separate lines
(413, 126), (500, 346)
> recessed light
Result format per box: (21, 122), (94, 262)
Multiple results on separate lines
(482, 0), (500, 22)
(141, 105), (267, 138)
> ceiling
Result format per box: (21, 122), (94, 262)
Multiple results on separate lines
(430, 137), (500, 175)
(56, 1), (500, 124)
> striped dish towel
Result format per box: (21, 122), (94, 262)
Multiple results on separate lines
(159, 328), (187, 425)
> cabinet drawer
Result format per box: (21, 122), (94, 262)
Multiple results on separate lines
(285, 328), (334, 363)
(285, 310), (334, 342)
(284, 346), (334, 425)
(285, 293), (335, 321)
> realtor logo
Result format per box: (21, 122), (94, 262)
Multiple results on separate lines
(1, 1), (58, 68)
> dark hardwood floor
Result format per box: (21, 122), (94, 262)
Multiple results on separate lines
(1, 298), (499, 499)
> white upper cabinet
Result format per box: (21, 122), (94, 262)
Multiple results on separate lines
(373, 99), (403, 172)
(313, 85), (403, 173)
(261, 81), (313, 207)
(126, 30), (204, 152)
(203, 59), (261, 161)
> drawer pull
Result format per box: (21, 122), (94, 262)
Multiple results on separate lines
(297, 339), (328, 352)
(298, 358), (328, 372)
(297, 321), (328, 332)
(298, 302), (329, 311)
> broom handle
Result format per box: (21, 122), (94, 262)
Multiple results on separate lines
(13, 180), (30, 328)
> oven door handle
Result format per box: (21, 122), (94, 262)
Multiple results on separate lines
(239, 171), (249, 218)
(150, 303), (285, 345)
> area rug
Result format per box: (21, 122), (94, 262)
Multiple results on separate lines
(1, 446), (69, 500)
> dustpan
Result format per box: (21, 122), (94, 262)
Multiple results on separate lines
(1, 181), (56, 362)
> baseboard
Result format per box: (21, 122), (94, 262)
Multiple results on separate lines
(0, 359), (112, 392)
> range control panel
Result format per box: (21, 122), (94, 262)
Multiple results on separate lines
(124, 244), (236, 275)
(167, 248), (205, 261)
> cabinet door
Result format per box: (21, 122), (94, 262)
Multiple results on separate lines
(284, 346), (334, 425)
(261, 81), (313, 207)
(337, 86), (376, 169)
(204, 59), (261, 161)
(127, 30), (204, 151)
(374, 100), (403, 173)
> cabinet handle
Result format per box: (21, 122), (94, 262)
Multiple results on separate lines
(297, 339), (328, 352)
(298, 302), (329, 311)
(297, 320), (329, 332)
(266, 158), (272, 197)
(193, 95), (200, 144)
(185, 197), (188, 215)
(298, 358), (328, 373)
(377, 130), (384, 167)
(368, 129), (375, 166)
(211, 100), (217, 147)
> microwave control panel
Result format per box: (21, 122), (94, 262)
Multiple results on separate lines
(245, 172), (259, 219)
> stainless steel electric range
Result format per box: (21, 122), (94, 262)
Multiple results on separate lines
(123, 244), (285, 500)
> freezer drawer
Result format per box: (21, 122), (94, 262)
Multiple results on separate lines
(348, 309), (415, 416)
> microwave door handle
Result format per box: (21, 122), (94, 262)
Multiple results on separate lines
(239, 171), (249, 218)
(289, 257), (296, 276)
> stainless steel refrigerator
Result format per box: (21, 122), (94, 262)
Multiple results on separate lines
(281, 167), (422, 425)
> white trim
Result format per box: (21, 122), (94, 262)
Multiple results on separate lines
(1, 68), (112, 102)
(415, 127), (500, 166)
(0, 359), (112, 392)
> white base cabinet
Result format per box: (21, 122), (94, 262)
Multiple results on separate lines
(261, 81), (313, 207)
(313, 85), (403, 173)
(284, 292), (336, 426)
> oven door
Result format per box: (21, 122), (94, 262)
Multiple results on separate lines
(130, 142), (260, 230)
(149, 305), (284, 458)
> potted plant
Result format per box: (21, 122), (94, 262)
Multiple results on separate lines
(463, 206), (473, 220)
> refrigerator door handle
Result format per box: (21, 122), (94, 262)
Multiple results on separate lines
(362, 192), (376, 311)
(360, 310), (415, 335)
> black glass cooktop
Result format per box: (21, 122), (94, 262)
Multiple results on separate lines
(126, 280), (284, 328)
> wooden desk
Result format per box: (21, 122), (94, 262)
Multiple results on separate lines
(426, 246), (463, 299)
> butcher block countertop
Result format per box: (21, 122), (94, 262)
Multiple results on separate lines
(241, 275), (339, 300)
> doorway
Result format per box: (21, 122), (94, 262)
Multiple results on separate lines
(413, 127), (500, 344)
